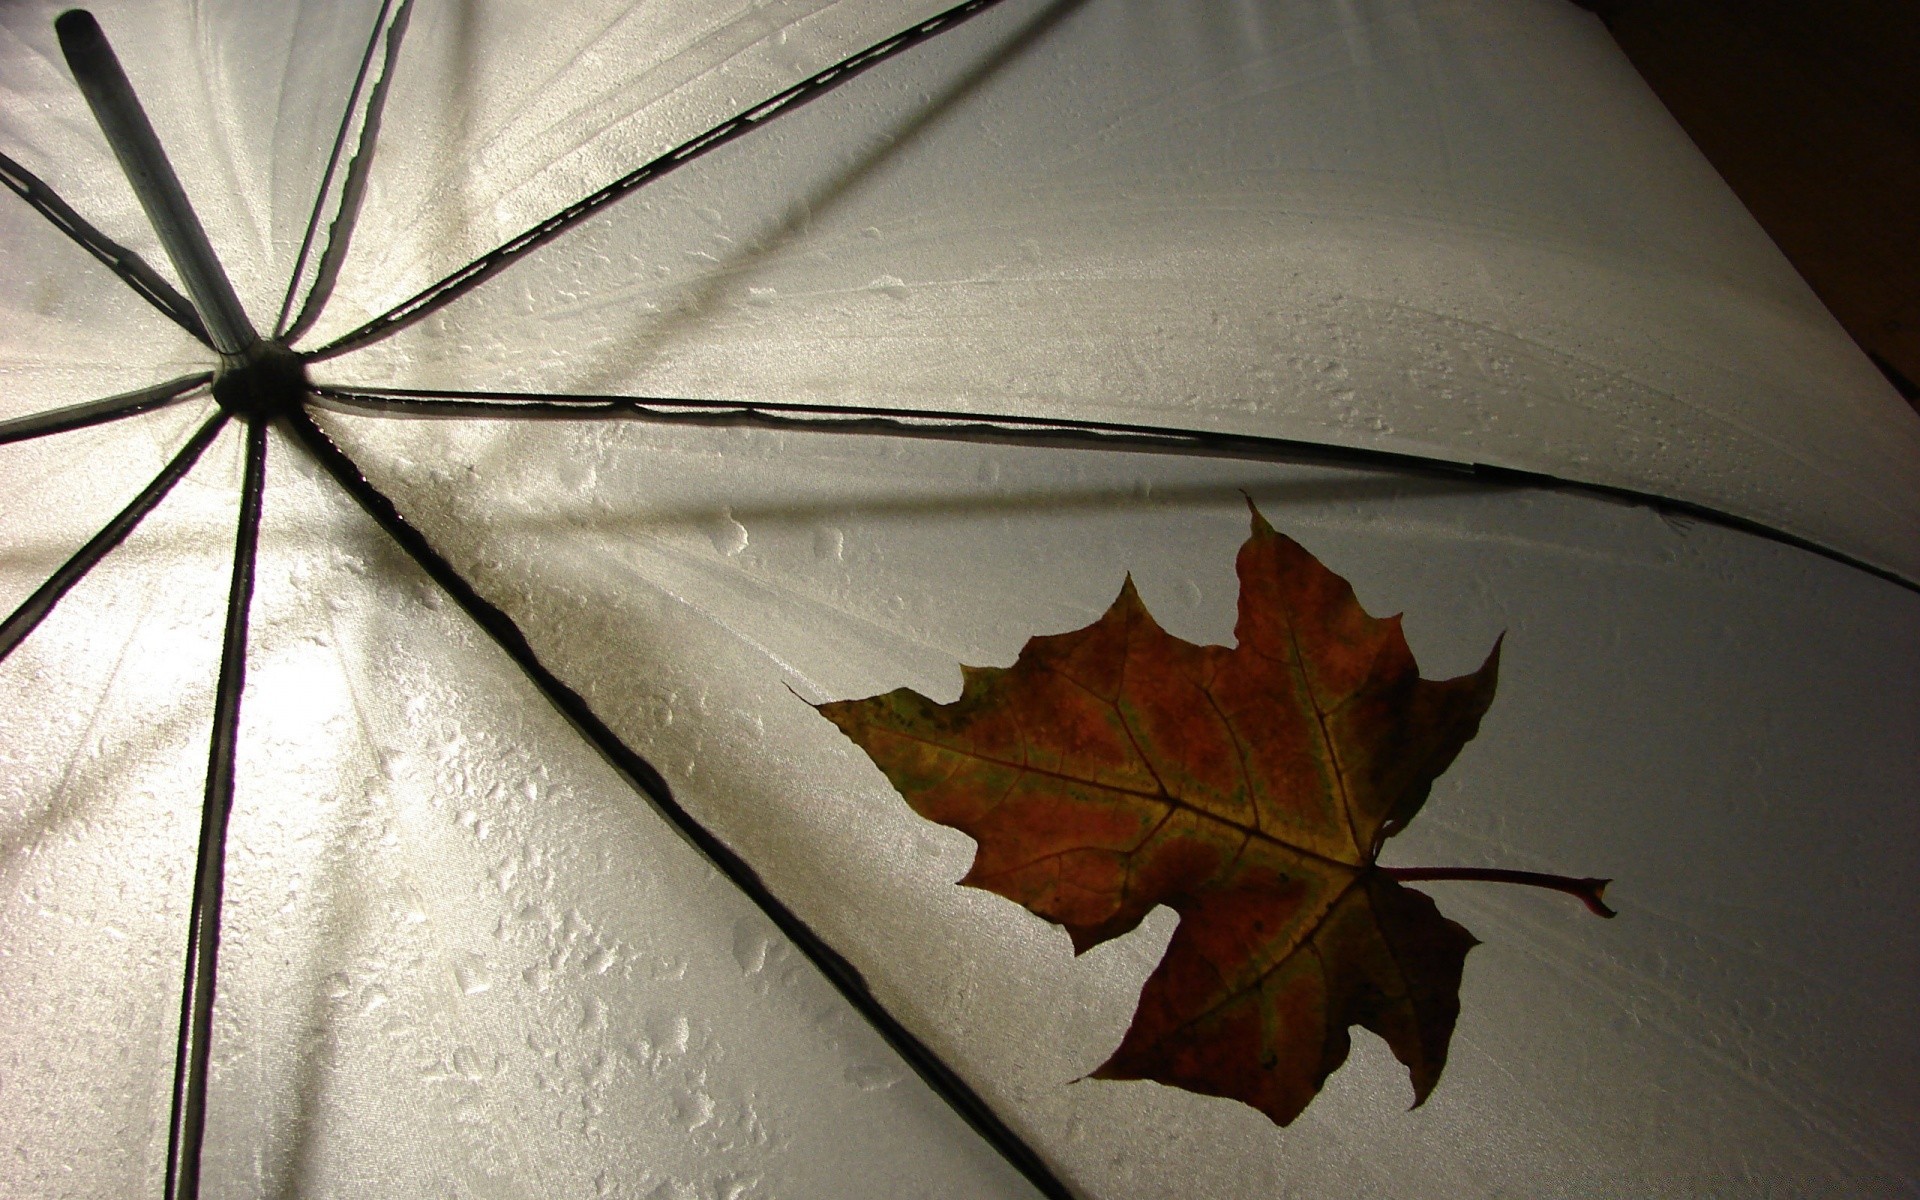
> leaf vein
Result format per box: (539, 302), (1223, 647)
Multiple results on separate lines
(1282, 621), (1364, 859)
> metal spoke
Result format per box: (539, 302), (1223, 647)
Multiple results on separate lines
(165, 417), (268, 1200)
(0, 152), (212, 348)
(308, 383), (1920, 597)
(282, 406), (1078, 1200)
(276, 0), (418, 343)
(0, 372), (210, 446)
(306, 0), (1017, 360)
(0, 412), (227, 665)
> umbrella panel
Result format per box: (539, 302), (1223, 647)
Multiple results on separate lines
(318, 0), (1920, 583)
(264, 414), (1920, 1194)
(0, 401), (217, 617)
(3, 0), (1918, 1194)
(3, 420), (1048, 1199)
(297, 0), (976, 351)
(0, 414), (239, 1197)
(0, 174), (206, 413)
(2, 408), (1916, 1195)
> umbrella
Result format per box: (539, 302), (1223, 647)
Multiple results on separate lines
(3, 0), (1917, 1197)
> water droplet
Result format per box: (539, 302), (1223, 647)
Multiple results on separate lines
(672, 1087), (716, 1131)
(452, 1046), (485, 1081)
(706, 509), (749, 557)
(642, 1014), (691, 1062)
(456, 957), (492, 995)
(845, 1064), (902, 1092)
(733, 923), (769, 977)
(490, 859), (518, 893)
(812, 526), (845, 562)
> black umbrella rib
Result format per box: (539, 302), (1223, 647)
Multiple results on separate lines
(0, 411), (226, 666)
(0, 152), (212, 349)
(305, 0), (1017, 360)
(166, 417), (267, 1200)
(282, 407), (1078, 1200)
(0, 372), (211, 446)
(310, 384), (1920, 597)
(276, 0), (417, 343)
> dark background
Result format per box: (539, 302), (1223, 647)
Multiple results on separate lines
(1577, 0), (1920, 413)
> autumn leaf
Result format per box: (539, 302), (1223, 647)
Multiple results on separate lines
(816, 501), (1609, 1125)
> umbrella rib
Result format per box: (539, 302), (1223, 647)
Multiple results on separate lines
(281, 406), (1079, 1200)
(0, 372), (211, 446)
(309, 384), (1920, 597)
(276, 0), (418, 343)
(0, 152), (212, 349)
(0, 411), (227, 666)
(165, 416), (267, 1200)
(305, 0), (1018, 361)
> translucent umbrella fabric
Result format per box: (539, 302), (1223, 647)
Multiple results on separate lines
(2, 1), (1916, 1197)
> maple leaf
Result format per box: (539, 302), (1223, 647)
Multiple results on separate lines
(816, 501), (1611, 1125)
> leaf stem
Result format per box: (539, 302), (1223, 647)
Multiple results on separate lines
(1381, 867), (1615, 918)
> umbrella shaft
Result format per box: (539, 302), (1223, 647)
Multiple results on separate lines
(57, 10), (258, 357)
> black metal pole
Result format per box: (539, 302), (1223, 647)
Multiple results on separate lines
(166, 419), (268, 1200)
(56, 9), (258, 356)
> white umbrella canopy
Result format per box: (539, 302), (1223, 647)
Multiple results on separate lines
(2, 2), (1916, 1199)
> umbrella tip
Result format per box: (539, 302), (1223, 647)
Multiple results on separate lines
(54, 10), (100, 47)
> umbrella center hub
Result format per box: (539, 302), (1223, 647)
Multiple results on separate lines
(212, 341), (309, 419)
